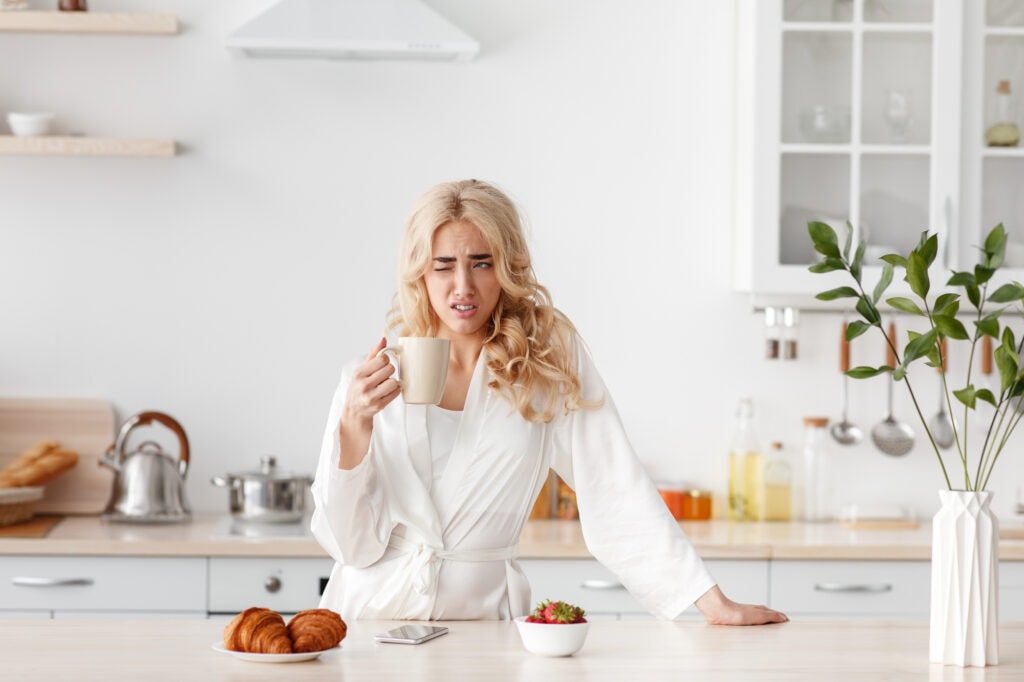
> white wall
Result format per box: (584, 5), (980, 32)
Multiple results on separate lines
(1, 0), (1021, 521)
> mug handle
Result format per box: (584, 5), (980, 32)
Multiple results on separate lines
(378, 346), (402, 386)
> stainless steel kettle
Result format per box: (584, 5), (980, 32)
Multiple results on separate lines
(99, 411), (191, 523)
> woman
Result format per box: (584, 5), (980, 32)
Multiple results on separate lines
(311, 179), (787, 625)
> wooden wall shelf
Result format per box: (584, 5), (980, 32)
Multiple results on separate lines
(0, 11), (178, 35)
(0, 135), (176, 158)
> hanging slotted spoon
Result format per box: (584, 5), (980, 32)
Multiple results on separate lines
(831, 321), (863, 445)
(927, 337), (955, 449)
(872, 321), (915, 456)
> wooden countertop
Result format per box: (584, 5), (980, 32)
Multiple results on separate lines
(1, 514), (1022, 560)
(1, 617), (1022, 680)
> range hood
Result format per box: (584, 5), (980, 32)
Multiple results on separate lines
(226, 0), (479, 61)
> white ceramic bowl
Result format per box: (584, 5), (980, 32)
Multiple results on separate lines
(514, 616), (589, 657)
(7, 112), (55, 137)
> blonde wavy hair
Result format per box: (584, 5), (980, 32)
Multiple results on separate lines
(386, 179), (599, 423)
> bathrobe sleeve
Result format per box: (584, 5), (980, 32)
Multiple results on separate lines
(310, 362), (394, 568)
(547, 335), (717, 620)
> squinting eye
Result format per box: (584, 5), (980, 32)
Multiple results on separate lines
(474, 261), (492, 269)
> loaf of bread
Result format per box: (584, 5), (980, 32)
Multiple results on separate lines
(223, 607), (347, 654)
(0, 440), (79, 489)
(287, 608), (347, 652)
(223, 607), (293, 654)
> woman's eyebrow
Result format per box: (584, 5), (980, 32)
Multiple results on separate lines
(469, 253), (493, 260)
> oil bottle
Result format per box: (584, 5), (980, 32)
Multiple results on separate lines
(728, 397), (762, 521)
(759, 441), (792, 521)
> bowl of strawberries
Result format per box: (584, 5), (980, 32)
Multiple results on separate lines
(514, 599), (589, 657)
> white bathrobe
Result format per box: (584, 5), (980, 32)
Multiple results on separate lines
(310, 333), (716, 621)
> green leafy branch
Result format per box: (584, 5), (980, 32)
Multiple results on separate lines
(807, 221), (1024, 491)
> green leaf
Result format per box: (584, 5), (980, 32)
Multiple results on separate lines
(953, 386), (978, 409)
(983, 223), (1007, 269)
(988, 282), (1024, 304)
(933, 293), (960, 317)
(881, 254), (907, 268)
(872, 263), (894, 304)
(966, 283), (981, 308)
(846, 320), (872, 341)
(995, 343), (1020, 394)
(975, 315), (1000, 339)
(975, 265), (995, 286)
(846, 365), (890, 379)
(850, 240), (866, 283)
(903, 328), (938, 365)
(808, 221), (841, 258)
(809, 257), (845, 274)
(919, 232), (939, 266)
(885, 297), (924, 316)
(855, 296), (881, 325)
(974, 388), (997, 408)
(947, 271), (976, 288)
(905, 250), (930, 298)
(816, 286), (861, 301)
(932, 314), (970, 340)
(893, 366), (906, 381)
(843, 222), (854, 261)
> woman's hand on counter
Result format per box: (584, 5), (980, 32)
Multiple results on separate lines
(694, 585), (789, 626)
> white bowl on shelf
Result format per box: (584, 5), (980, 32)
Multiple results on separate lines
(7, 112), (56, 137)
(514, 616), (590, 657)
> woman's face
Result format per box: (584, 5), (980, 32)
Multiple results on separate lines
(424, 220), (502, 342)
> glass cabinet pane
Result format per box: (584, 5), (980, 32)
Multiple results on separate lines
(862, 32), (932, 144)
(779, 154), (850, 264)
(982, 157), (1024, 266)
(984, 36), (1024, 144)
(860, 154), (930, 260)
(987, 1), (1024, 27)
(784, 0), (853, 23)
(864, 0), (932, 24)
(782, 32), (853, 143)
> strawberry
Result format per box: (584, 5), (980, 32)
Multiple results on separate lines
(527, 599), (586, 624)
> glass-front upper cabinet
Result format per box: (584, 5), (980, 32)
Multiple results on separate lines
(735, 0), (962, 309)
(959, 1), (1024, 278)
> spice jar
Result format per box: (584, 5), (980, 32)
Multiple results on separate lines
(681, 489), (712, 520)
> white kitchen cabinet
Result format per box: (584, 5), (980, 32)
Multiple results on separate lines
(207, 557), (335, 615)
(770, 560), (930, 619)
(518, 559), (769, 621)
(735, 0), (1024, 309)
(1001, 560), (1024, 622)
(0, 556), (206, 618)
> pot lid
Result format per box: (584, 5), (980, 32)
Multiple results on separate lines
(227, 456), (311, 482)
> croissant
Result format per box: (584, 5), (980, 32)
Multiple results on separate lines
(286, 608), (347, 652)
(223, 607), (293, 654)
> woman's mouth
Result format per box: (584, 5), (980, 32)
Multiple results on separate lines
(451, 303), (477, 318)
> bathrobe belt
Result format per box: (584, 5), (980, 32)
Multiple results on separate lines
(388, 532), (519, 596)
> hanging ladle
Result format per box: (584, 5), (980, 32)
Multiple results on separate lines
(871, 320), (915, 456)
(830, 321), (863, 445)
(927, 337), (955, 449)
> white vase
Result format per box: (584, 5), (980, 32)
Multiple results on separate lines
(929, 489), (1000, 667)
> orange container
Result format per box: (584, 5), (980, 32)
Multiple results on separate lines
(681, 490), (713, 520)
(658, 489), (686, 520)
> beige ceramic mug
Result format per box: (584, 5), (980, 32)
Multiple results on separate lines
(380, 337), (450, 405)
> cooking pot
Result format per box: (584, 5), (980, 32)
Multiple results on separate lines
(211, 456), (312, 523)
(99, 411), (191, 523)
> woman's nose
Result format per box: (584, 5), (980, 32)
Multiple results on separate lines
(454, 266), (474, 295)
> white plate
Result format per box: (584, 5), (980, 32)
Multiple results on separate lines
(211, 642), (339, 663)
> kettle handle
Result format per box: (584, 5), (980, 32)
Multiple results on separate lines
(111, 411), (191, 479)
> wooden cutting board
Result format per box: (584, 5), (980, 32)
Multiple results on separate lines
(0, 398), (116, 515)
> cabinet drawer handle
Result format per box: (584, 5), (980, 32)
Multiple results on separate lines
(581, 579), (625, 590)
(12, 576), (94, 587)
(813, 582), (892, 594)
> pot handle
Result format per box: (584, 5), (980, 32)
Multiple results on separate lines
(210, 475), (239, 488)
(112, 411), (190, 479)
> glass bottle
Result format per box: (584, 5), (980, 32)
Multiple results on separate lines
(802, 416), (830, 522)
(985, 79), (1021, 147)
(759, 441), (792, 521)
(728, 398), (762, 521)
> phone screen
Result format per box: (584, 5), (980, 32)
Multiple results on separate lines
(374, 625), (449, 644)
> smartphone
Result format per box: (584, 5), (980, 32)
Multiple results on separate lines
(374, 625), (449, 645)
